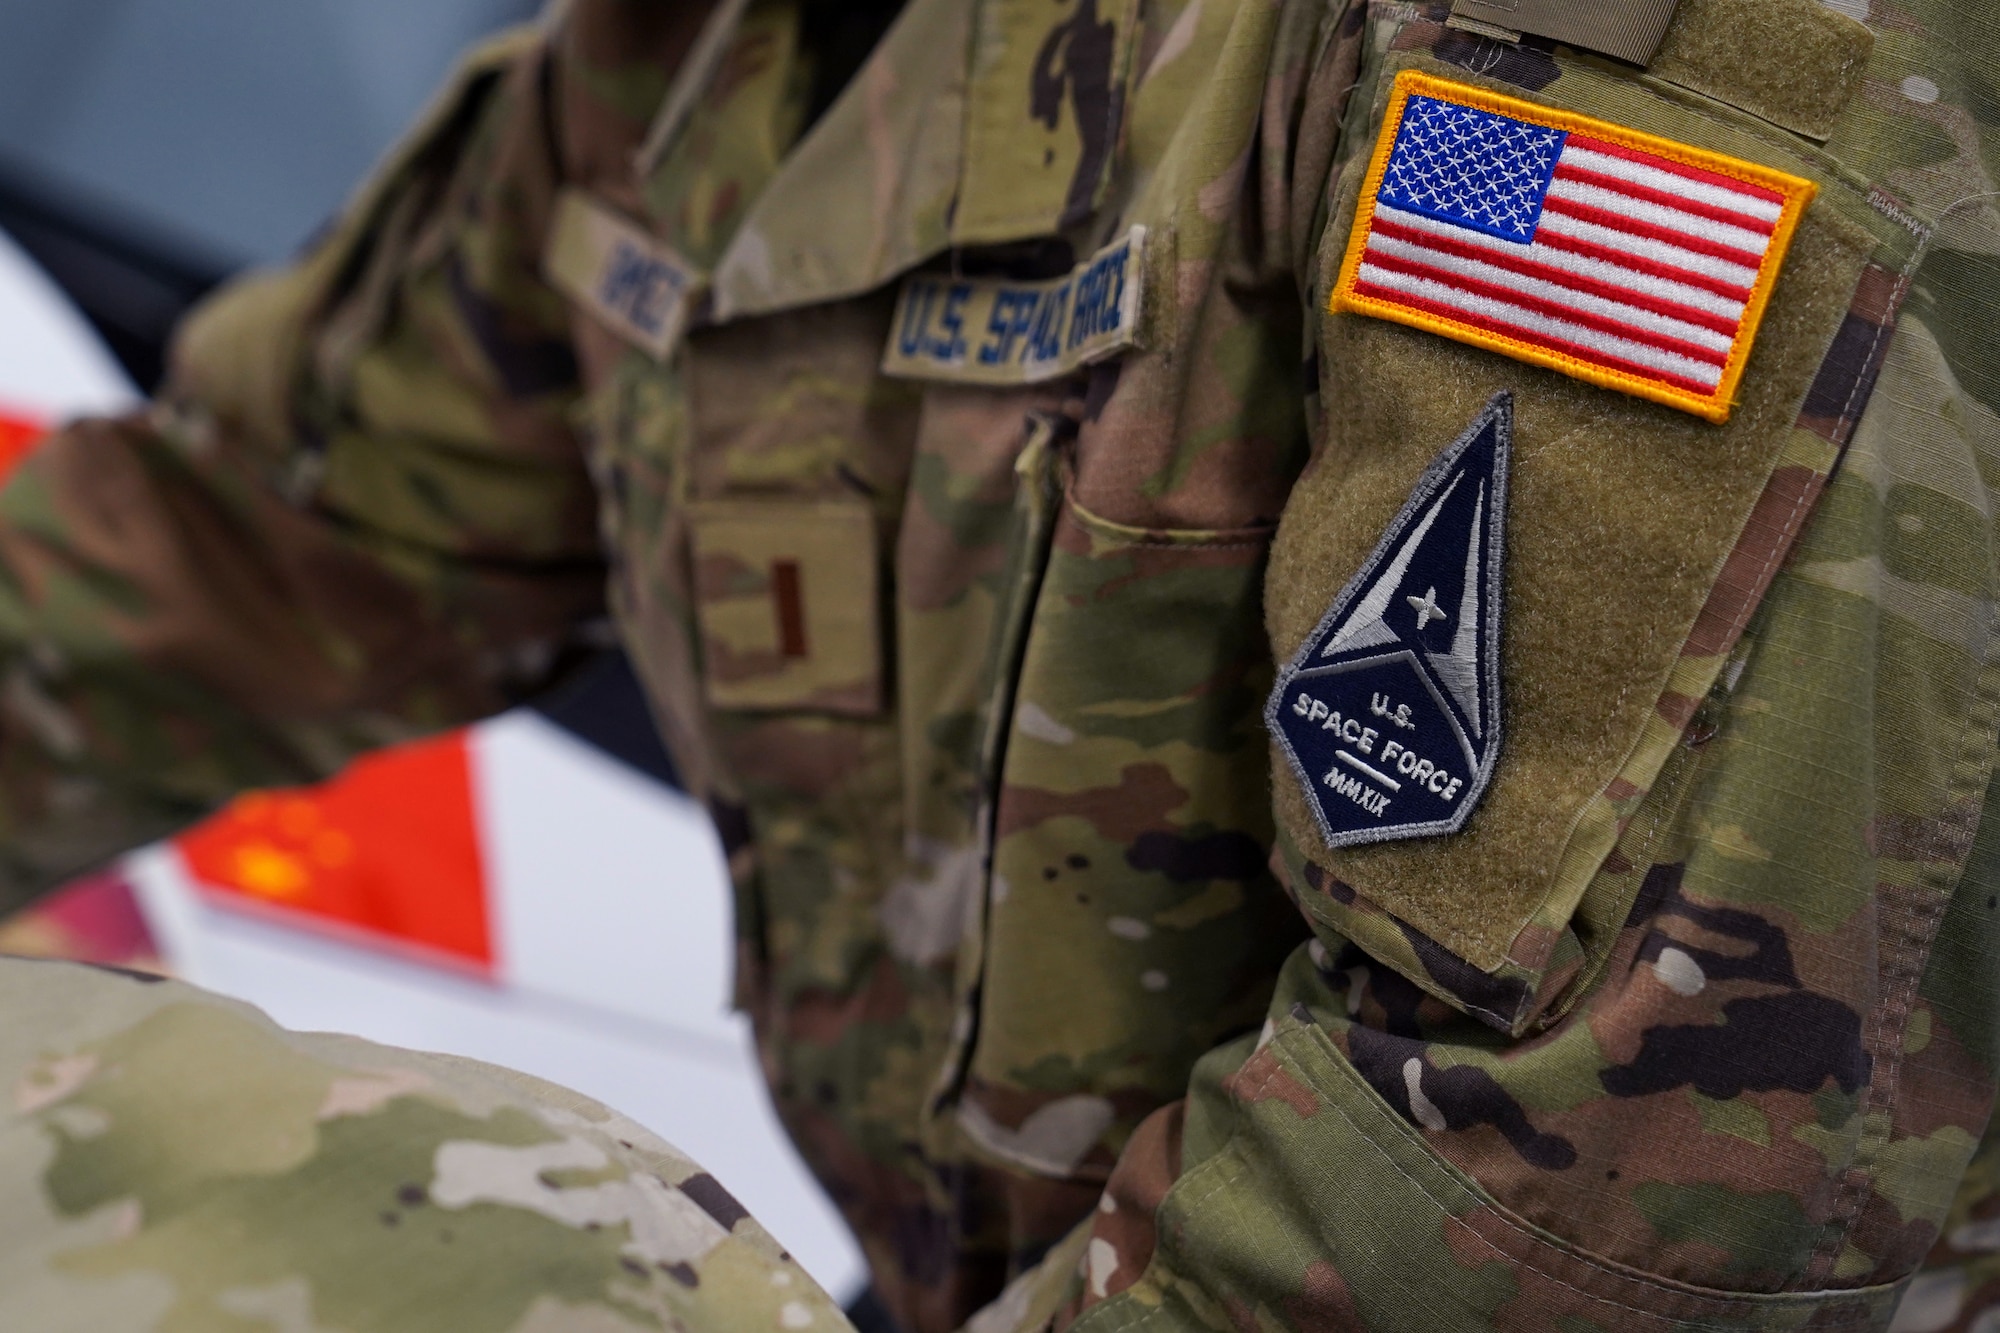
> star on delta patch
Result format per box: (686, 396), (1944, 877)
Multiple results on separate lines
(1330, 71), (1816, 423)
(1267, 393), (1512, 850)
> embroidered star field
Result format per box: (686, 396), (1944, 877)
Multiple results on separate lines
(1378, 95), (1566, 243)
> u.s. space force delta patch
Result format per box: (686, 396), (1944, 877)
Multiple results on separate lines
(1268, 393), (1512, 849)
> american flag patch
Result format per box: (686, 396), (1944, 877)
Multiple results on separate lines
(1331, 72), (1817, 423)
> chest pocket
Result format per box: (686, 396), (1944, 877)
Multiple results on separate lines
(1272, 30), (1917, 1036)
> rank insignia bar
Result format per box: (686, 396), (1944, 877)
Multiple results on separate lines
(1268, 394), (1512, 850)
(1330, 71), (1816, 423)
(881, 227), (1146, 386)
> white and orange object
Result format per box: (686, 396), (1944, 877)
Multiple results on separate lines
(154, 715), (736, 1030)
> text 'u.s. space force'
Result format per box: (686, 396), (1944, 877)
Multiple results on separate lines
(880, 227), (1146, 386)
(1290, 687), (1466, 821)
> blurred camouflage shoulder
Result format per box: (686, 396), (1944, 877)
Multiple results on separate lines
(0, 11), (627, 915)
(0, 955), (856, 1333)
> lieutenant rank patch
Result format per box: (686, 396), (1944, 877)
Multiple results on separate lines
(1331, 71), (1816, 423)
(881, 228), (1145, 385)
(1268, 394), (1512, 849)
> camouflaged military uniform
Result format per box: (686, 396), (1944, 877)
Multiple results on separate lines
(0, 958), (853, 1333)
(6, 0), (2000, 1329)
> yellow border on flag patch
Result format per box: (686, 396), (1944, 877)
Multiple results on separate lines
(1329, 70), (1817, 424)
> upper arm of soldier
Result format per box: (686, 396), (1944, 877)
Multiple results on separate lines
(1053, 1), (2000, 1328)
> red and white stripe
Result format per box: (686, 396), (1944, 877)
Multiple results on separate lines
(1355, 133), (1786, 397)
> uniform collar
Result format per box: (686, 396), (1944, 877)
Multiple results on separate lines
(640, 0), (1142, 323)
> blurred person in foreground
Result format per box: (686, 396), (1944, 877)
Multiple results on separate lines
(7, 0), (2000, 1330)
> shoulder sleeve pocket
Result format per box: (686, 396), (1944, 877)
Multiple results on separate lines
(1273, 49), (1919, 1034)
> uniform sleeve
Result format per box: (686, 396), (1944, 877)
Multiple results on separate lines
(0, 23), (607, 913)
(1004, 8), (2000, 1333)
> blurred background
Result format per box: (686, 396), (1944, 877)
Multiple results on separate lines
(0, 0), (541, 387)
(0, 0), (873, 1309)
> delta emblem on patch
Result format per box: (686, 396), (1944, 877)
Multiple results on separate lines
(1268, 394), (1512, 849)
(1331, 71), (1816, 423)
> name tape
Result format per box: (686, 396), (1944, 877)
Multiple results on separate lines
(881, 227), (1147, 385)
(544, 189), (703, 361)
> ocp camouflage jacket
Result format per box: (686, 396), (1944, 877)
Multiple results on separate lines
(2, 0), (1998, 1330)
